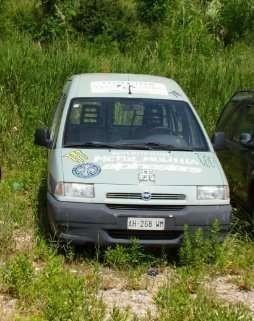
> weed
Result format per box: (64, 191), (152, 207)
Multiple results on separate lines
(110, 307), (130, 321)
(1, 254), (34, 298)
(156, 270), (253, 321)
(1, 254), (105, 320)
(104, 240), (157, 268)
(234, 270), (254, 291)
(179, 221), (222, 267)
(214, 235), (254, 274)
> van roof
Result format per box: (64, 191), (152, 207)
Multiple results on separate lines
(67, 73), (190, 102)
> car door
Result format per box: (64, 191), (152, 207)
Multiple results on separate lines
(215, 94), (244, 196)
(231, 99), (254, 210)
(216, 91), (254, 210)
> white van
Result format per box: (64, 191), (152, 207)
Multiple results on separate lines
(35, 73), (231, 246)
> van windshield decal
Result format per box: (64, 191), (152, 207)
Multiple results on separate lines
(91, 81), (168, 96)
(63, 98), (209, 152)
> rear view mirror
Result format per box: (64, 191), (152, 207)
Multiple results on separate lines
(34, 128), (51, 148)
(212, 132), (225, 151)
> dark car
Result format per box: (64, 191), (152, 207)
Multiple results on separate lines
(212, 90), (254, 222)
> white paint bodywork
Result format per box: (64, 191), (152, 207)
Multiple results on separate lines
(48, 73), (229, 206)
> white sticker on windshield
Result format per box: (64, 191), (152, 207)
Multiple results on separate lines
(91, 81), (168, 96)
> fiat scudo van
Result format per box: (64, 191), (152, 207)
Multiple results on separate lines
(35, 73), (231, 246)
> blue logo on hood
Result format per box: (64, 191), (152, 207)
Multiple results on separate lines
(72, 163), (101, 179)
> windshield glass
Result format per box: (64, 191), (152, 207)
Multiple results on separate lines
(63, 98), (209, 151)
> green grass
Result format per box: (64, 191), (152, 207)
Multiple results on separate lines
(1, 1), (254, 320)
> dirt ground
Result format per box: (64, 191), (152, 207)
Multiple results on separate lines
(0, 294), (17, 321)
(1, 253), (254, 320)
(98, 271), (254, 319)
(209, 276), (254, 315)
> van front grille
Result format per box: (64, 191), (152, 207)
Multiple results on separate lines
(106, 193), (186, 200)
(106, 204), (185, 211)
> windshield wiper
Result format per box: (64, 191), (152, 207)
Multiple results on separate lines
(64, 141), (121, 149)
(119, 142), (193, 151)
(64, 141), (194, 151)
(145, 142), (193, 151)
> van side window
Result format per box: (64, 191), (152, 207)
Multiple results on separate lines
(50, 93), (67, 147)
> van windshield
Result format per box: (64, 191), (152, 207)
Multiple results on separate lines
(63, 98), (209, 151)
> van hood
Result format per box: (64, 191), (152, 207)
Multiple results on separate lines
(61, 149), (224, 186)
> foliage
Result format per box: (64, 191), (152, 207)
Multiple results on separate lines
(1, 254), (34, 298)
(7, 0), (254, 51)
(136, 0), (170, 24)
(179, 221), (222, 267)
(1, 255), (105, 320)
(73, 0), (137, 50)
(41, 0), (58, 15)
(206, 0), (254, 44)
(104, 239), (156, 268)
(156, 271), (252, 321)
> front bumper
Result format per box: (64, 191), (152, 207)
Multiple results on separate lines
(47, 193), (231, 246)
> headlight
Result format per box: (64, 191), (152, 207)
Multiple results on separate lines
(54, 183), (94, 198)
(197, 186), (229, 200)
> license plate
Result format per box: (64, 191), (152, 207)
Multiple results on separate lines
(127, 217), (165, 230)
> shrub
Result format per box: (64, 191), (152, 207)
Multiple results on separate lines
(136, 0), (170, 24)
(72, 0), (137, 49)
(13, 0), (77, 42)
(207, 0), (254, 45)
(41, 0), (58, 16)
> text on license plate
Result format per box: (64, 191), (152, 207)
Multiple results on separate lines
(127, 217), (165, 230)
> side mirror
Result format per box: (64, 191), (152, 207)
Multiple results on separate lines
(239, 132), (252, 144)
(212, 132), (225, 151)
(239, 132), (254, 148)
(34, 128), (51, 147)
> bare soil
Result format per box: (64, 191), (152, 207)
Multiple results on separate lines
(210, 276), (254, 316)
(0, 294), (16, 321)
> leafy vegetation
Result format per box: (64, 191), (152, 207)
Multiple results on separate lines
(156, 272), (252, 321)
(104, 240), (158, 268)
(1, 0), (254, 320)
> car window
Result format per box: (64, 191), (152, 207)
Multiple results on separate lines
(216, 100), (238, 138)
(216, 93), (254, 139)
(232, 101), (254, 142)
